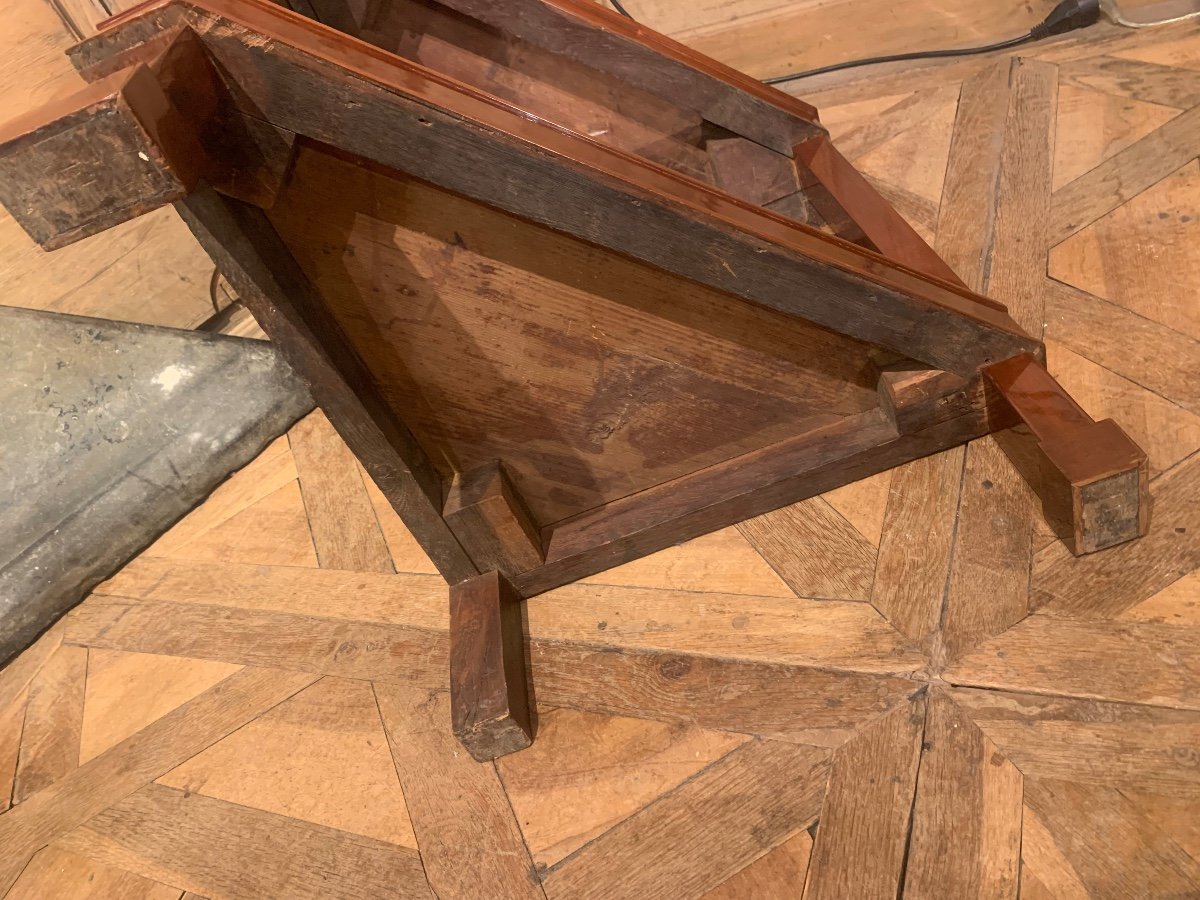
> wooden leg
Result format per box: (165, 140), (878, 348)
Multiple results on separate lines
(984, 353), (1150, 555)
(449, 571), (533, 761)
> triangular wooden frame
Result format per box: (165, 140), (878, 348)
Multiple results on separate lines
(0, 0), (1150, 758)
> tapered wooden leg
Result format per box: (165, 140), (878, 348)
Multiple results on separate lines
(449, 571), (533, 761)
(984, 353), (1150, 555)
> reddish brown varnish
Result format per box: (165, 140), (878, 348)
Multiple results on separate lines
(985, 353), (1150, 554)
(0, 0), (1150, 759)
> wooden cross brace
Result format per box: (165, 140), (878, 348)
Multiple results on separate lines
(0, 0), (1150, 759)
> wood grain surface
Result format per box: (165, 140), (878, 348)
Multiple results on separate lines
(0, 0), (1197, 896)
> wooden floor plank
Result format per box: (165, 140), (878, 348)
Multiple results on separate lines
(836, 85), (961, 162)
(988, 58), (1056, 336)
(0, 666), (318, 895)
(1044, 278), (1200, 416)
(854, 90), (958, 209)
(6, 843), (181, 900)
(1123, 790), (1200, 862)
(802, 696), (924, 900)
(1020, 806), (1100, 900)
(11, 643), (86, 805)
(95, 557), (449, 630)
(1033, 452), (1200, 619)
(1059, 55), (1200, 109)
(0, 686), (28, 814)
(148, 481), (318, 569)
(98, 556), (923, 674)
(158, 677), (419, 849)
(541, 740), (830, 900)
(738, 497), (878, 602)
(1050, 158), (1200, 342)
(701, 831), (813, 900)
(0, 621), (64, 717)
(65, 598), (450, 688)
(79, 651), (243, 764)
(948, 687), (1200, 796)
(534, 586), (925, 675)
(935, 59), (1012, 288)
(289, 410), (394, 573)
(1122, 569), (1200, 625)
(902, 689), (1022, 900)
(1023, 778), (1200, 896)
(944, 615), (1200, 709)
(939, 58), (1057, 667)
(374, 684), (545, 900)
(870, 447), (964, 648)
(58, 783), (431, 900)
(498, 707), (747, 868)
(1050, 102), (1200, 244)
(580, 525), (795, 597)
(822, 469), (894, 549)
(1053, 81), (1181, 191)
(681, 0), (1056, 87)
(531, 640), (919, 747)
(143, 435), (298, 558)
(938, 435), (1038, 667)
(66, 596), (920, 745)
(866, 61), (1010, 653)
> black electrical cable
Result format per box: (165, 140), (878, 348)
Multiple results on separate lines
(607, 0), (1100, 85)
(764, 33), (1035, 84)
(609, 0), (635, 19)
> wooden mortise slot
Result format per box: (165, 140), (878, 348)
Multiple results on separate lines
(0, 0), (1151, 756)
(984, 353), (1150, 554)
(449, 571), (533, 762)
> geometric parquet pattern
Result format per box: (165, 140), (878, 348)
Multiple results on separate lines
(1, 3), (1199, 898)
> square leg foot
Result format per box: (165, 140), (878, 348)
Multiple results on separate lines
(449, 571), (533, 761)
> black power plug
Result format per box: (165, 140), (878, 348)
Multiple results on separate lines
(1031, 0), (1103, 38)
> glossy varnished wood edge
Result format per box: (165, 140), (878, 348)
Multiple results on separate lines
(498, 0), (821, 123)
(70, 0), (1033, 344)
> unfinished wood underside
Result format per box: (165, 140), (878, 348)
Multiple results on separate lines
(268, 143), (885, 528)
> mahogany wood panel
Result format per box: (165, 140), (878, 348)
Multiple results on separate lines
(517, 406), (1000, 596)
(706, 133), (800, 206)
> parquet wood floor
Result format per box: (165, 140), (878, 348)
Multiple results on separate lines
(1, 1), (1198, 897)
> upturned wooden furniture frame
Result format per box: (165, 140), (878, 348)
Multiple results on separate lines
(0, 0), (1150, 759)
